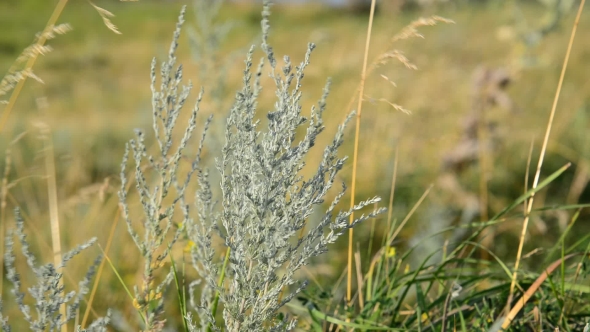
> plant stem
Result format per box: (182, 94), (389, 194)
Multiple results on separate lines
(0, 0), (69, 133)
(504, 0), (585, 325)
(347, 0), (377, 307)
(208, 246), (231, 332)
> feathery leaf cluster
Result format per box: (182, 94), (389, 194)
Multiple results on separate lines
(118, 1), (383, 331)
(1, 210), (109, 331)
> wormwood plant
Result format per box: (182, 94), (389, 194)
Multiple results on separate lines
(118, 2), (383, 331)
(0, 210), (110, 332)
(188, 0), (235, 104)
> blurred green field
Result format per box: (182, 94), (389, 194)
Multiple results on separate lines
(1, 0), (589, 330)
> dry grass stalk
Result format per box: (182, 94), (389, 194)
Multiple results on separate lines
(0, 132), (27, 295)
(0, 0), (122, 133)
(354, 250), (364, 310)
(80, 173), (135, 328)
(0, 149), (11, 297)
(34, 96), (68, 332)
(0, 0), (70, 133)
(347, 0), (377, 307)
(504, 0), (586, 328)
(501, 253), (589, 330)
(386, 147), (398, 286)
(81, 208), (120, 328)
(389, 184), (433, 243)
(345, 7), (452, 312)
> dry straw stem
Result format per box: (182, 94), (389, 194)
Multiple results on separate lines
(354, 250), (364, 309)
(347, 0), (377, 307)
(385, 147), (398, 286)
(0, 133), (27, 297)
(499, 253), (590, 331)
(0, 0), (121, 133)
(477, 109), (489, 222)
(504, 0), (585, 328)
(386, 148), (399, 234)
(524, 138), (535, 213)
(389, 184), (433, 244)
(345, 7), (452, 308)
(34, 96), (68, 332)
(81, 204), (122, 328)
(385, 148), (399, 286)
(477, 105), (491, 262)
(0, 0), (69, 133)
(0, 133), (26, 296)
(81, 165), (144, 327)
(0, 146), (12, 297)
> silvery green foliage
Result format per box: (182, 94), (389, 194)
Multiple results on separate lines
(188, 0), (234, 102)
(118, 5), (211, 331)
(74, 310), (111, 332)
(188, 0), (242, 175)
(189, 0), (231, 70)
(1, 209), (108, 331)
(119, 1), (383, 331)
(184, 2), (384, 331)
(0, 300), (9, 331)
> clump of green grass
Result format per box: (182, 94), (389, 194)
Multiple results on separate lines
(295, 164), (590, 331)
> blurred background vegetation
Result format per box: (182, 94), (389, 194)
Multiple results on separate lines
(1, 0), (589, 329)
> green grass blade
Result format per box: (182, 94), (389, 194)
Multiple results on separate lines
(98, 244), (146, 324)
(287, 303), (403, 331)
(169, 247), (188, 332)
(545, 209), (580, 263)
(490, 163), (571, 221)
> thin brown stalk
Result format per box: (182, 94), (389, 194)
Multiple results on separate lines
(36, 96), (67, 332)
(81, 207), (121, 327)
(386, 147), (399, 286)
(354, 250), (364, 310)
(83, 164), (159, 326)
(302, 266), (324, 291)
(0, 145), (13, 297)
(386, 148), (399, 234)
(0, 0), (69, 133)
(505, 0), (585, 323)
(327, 268), (348, 332)
(7, 192), (53, 255)
(477, 109), (489, 223)
(72, 310), (79, 332)
(430, 305), (473, 327)
(477, 103), (491, 260)
(564, 258), (586, 318)
(11, 143), (42, 220)
(440, 288), (453, 332)
(389, 184), (433, 244)
(502, 253), (588, 329)
(557, 210), (581, 324)
(347, 0), (377, 306)
(0, 130), (29, 295)
(565, 158), (588, 204)
(524, 138), (535, 213)
(365, 247), (384, 302)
